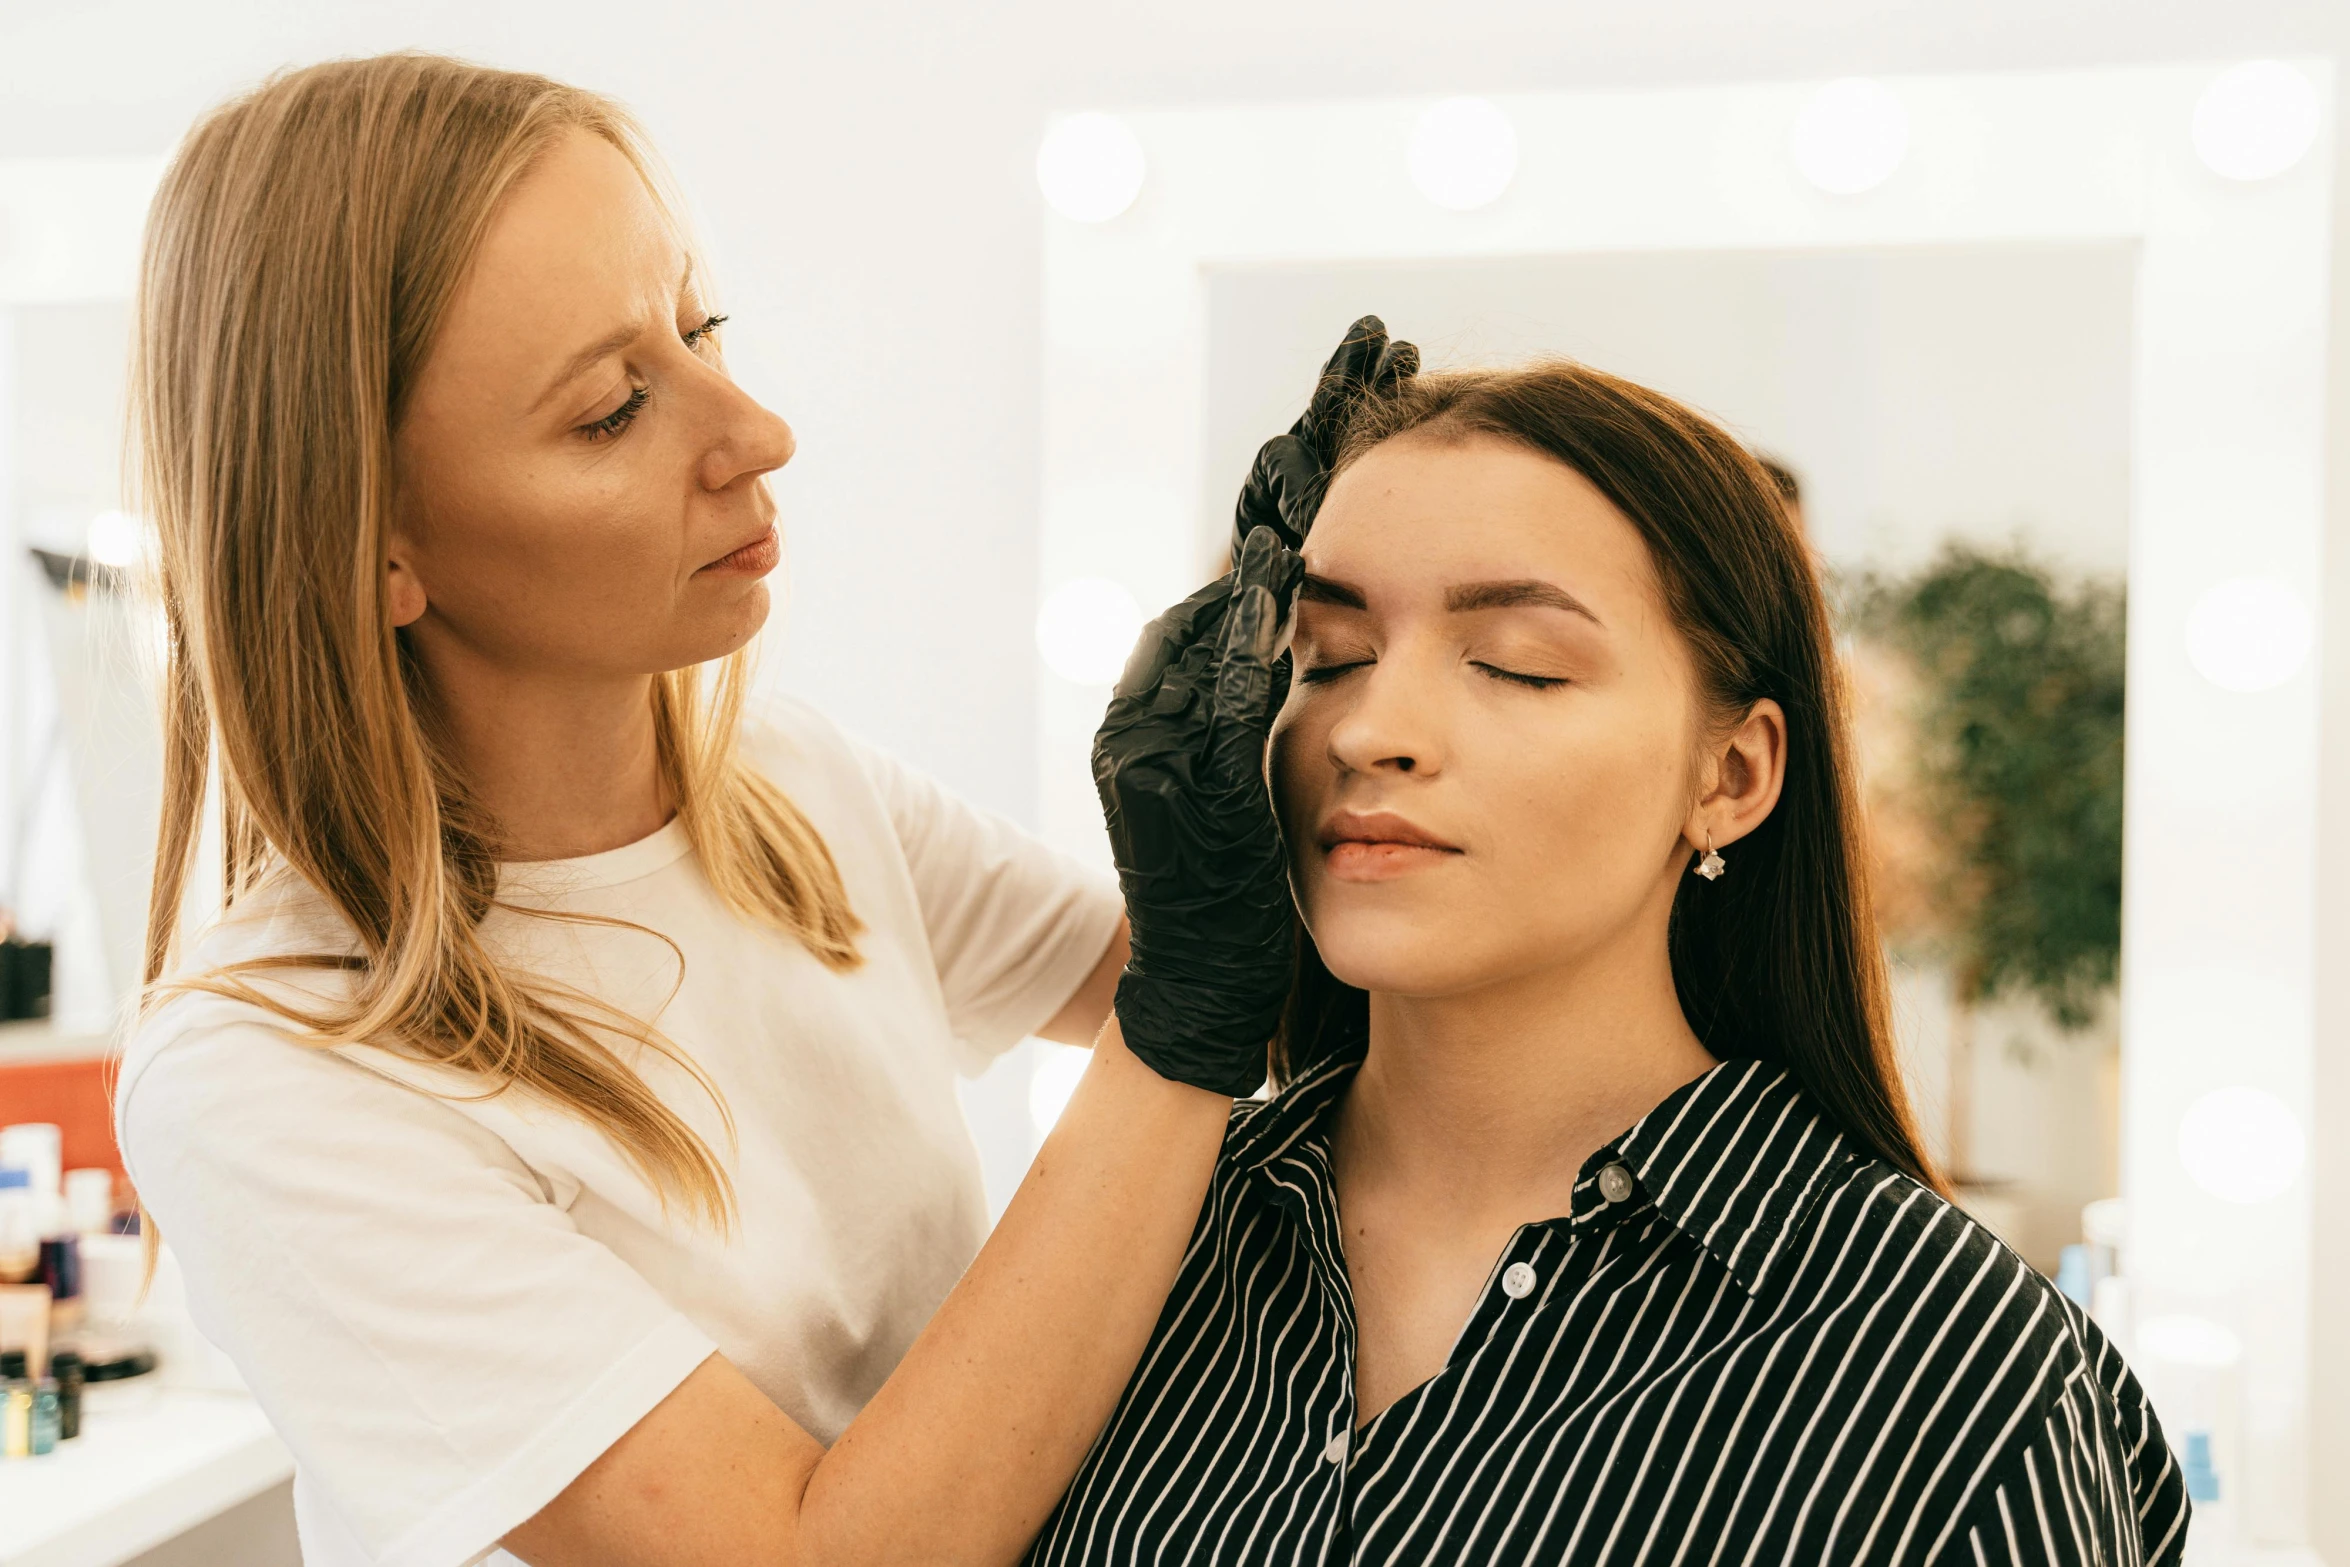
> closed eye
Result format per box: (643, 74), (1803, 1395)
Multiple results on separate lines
(1297, 659), (1373, 685)
(578, 384), (648, 442)
(683, 313), (728, 348)
(1474, 663), (1567, 689)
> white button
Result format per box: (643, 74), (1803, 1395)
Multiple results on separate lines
(1501, 1261), (1538, 1300)
(1598, 1163), (1636, 1204)
(1324, 1430), (1350, 1464)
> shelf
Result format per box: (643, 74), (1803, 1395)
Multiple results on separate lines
(0, 1387), (293, 1567)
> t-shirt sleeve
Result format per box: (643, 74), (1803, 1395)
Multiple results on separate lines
(117, 1015), (718, 1567)
(853, 739), (1123, 1069)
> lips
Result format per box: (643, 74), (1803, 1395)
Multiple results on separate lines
(1318, 810), (1462, 882)
(700, 525), (780, 577)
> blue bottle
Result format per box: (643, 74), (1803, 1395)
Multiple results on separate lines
(29, 1379), (57, 1456)
(2182, 1429), (2220, 1505)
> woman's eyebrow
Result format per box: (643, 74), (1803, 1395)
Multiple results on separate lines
(532, 321), (638, 414)
(532, 261), (698, 416)
(1298, 573), (1368, 609)
(1446, 578), (1603, 625)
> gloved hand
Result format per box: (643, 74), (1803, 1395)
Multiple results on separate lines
(1094, 527), (1304, 1095)
(1233, 314), (1420, 554)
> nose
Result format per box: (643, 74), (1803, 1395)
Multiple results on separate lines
(698, 375), (796, 493)
(1324, 656), (1448, 780)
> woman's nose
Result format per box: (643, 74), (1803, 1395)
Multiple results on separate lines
(1324, 660), (1448, 778)
(700, 383), (796, 492)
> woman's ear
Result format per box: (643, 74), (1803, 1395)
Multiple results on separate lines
(386, 542), (427, 628)
(1684, 698), (1787, 855)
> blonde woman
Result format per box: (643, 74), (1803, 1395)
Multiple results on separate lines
(115, 54), (1325, 1567)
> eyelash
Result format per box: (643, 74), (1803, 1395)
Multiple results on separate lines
(684, 313), (728, 347)
(1476, 663), (1566, 690)
(1295, 659), (1566, 690)
(580, 385), (649, 441)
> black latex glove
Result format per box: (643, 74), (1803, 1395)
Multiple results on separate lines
(1233, 314), (1420, 555)
(1094, 526), (1305, 1096)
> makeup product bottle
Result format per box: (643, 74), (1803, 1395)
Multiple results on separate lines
(0, 1283), (52, 1381)
(29, 1378), (58, 1455)
(48, 1349), (81, 1440)
(38, 1234), (81, 1339)
(0, 1349), (29, 1458)
(62, 1170), (113, 1237)
(0, 1170), (39, 1283)
(0, 1126), (61, 1209)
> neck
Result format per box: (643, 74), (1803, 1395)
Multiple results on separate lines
(1333, 917), (1716, 1217)
(417, 641), (671, 863)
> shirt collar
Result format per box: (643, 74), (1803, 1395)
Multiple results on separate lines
(1596, 1056), (1857, 1297)
(1234, 1044), (1855, 1300)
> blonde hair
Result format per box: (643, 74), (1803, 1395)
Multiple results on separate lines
(132, 53), (860, 1230)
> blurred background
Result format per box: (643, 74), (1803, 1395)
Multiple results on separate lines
(1, 2), (2345, 1563)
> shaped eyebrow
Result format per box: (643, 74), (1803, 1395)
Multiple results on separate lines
(1298, 574), (1368, 609)
(1445, 578), (1602, 626)
(532, 321), (640, 415)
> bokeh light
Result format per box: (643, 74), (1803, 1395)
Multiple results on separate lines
(1790, 78), (1910, 195)
(1035, 577), (1145, 685)
(2185, 577), (2312, 693)
(1408, 97), (1518, 211)
(1037, 112), (1147, 223)
(2192, 61), (2321, 182)
(85, 510), (144, 569)
(2176, 1085), (2305, 1204)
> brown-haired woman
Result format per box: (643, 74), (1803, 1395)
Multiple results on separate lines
(1027, 360), (2189, 1566)
(115, 51), (1320, 1567)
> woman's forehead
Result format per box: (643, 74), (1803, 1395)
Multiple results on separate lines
(1305, 434), (1653, 602)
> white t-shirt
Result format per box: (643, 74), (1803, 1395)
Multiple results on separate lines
(115, 697), (1122, 1567)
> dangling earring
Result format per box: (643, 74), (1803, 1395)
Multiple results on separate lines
(1694, 832), (1726, 881)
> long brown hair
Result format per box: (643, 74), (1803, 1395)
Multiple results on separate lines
(1272, 362), (1943, 1194)
(131, 54), (861, 1232)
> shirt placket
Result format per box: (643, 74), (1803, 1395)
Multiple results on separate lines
(1340, 1153), (1648, 1564)
(1254, 1148), (1363, 1566)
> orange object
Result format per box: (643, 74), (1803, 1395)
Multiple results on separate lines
(0, 1061), (124, 1192)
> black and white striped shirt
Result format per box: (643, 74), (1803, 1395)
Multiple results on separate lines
(1029, 1048), (2188, 1566)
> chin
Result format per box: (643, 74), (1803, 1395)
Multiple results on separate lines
(1305, 902), (1508, 999)
(677, 582), (771, 667)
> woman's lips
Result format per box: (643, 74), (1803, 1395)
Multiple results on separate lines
(1319, 812), (1462, 882)
(1324, 840), (1459, 881)
(700, 525), (780, 577)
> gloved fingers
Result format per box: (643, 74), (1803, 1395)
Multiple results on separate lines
(1111, 572), (1233, 704)
(1210, 527), (1301, 743)
(1233, 433), (1326, 556)
(1371, 337), (1420, 398)
(1299, 316), (1393, 458)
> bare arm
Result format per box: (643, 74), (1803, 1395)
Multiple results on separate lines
(503, 1016), (1223, 1567)
(1035, 918), (1128, 1047)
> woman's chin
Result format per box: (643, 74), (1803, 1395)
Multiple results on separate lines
(672, 581), (771, 668)
(1310, 917), (1494, 1000)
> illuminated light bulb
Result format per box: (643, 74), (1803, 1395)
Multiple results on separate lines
(1029, 1045), (1089, 1138)
(2185, 577), (2312, 693)
(1036, 113), (1147, 224)
(1789, 78), (1911, 195)
(2138, 1313), (2244, 1368)
(1036, 577), (1145, 685)
(2176, 1085), (2305, 1204)
(2192, 61), (2321, 182)
(1408, 97), (1518, 212)
(85, 510), (144, 569)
